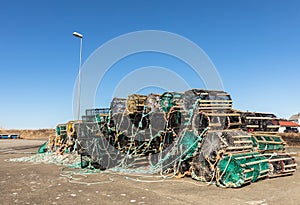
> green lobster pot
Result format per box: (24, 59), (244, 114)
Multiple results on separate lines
(160, 92), (183, 113)
(160, 92), (175, 113)
(251, 134), (285, 152)
(217, 152), (269, 188)
(56, 126), (61, 136)
(95, 114), (101, 123)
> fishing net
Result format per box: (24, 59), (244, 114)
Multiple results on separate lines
(217, 152), (269, 187)
(251, 134), (285, 152)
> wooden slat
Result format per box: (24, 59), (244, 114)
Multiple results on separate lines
(244, 168), (254, 173)
(246, 125), (259, 128)
(209, 123), (222, 127)
(232, 135), (252, 139)
(256, 174), (268, 180)
(244, 176), (253, 182)
(284, 164), (297, 168)
(256, 140), (284, 145)
(235, 155), (254, 160)
(269, 173), (293, 178)
(234, 141), (253, 144)
(252, 133), (279, 137)
(259, 169), (269, 174)
(200, 103), (232, 107)
(200, 100), (233, 103)
(266, 125), (280, 128)
(245, 117), (279, 120)
(226, 146), (253, 150)
(206, 113), (240, 116)
(269, 158), (292, 162)
(242, 159), (269, 166)
(200, 107), (232, 110)
(283, 169), (296, 173)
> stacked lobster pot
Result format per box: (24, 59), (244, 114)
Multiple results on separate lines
(73, 89), (296, 188)
(169, 89), (270, 187)
(108, 94), (167, 155)
(48, 121), (81, 154)
(239, 111), (280, 133)
(251, 133), (297, 177)
(238, 111), (297, 178)
(237, 111), (297, 177)
(49, 123), (67, 151)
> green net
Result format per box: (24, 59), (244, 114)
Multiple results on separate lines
(38, 142), (48, 153)
(217, 152), (269, 188)
(160, 92), (175, 113)
(160, 92), (182, 113)
(10, 152), (82, 168)
(56, 126), (60, 136)
(251, 134), (285, 152)
(179, 130), (200, 160)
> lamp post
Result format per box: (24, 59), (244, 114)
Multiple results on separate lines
(73, 31), (83, 120)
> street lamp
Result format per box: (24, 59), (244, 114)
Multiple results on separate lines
(73, 31), (83, 120)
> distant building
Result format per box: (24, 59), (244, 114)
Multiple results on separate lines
(289, 113), (300, 124)
(278, 120), (300, 133)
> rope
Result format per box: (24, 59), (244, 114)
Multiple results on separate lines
(215, 154), (233, 187)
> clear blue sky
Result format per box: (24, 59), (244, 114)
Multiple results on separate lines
(1, 0), (299, 129)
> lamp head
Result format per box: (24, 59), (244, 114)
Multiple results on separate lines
(73, 32), (83, 38)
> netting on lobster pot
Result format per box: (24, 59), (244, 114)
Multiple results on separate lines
(217, 152), (269, 188)
(145, 93), (161, 113)
(110, 98), (127, 116)
(76, 122), (124, 170)
(182, 89), (206, 111)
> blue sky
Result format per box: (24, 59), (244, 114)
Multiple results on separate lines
(0, 0), (299, 129)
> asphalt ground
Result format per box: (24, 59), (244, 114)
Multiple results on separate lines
(0, 139), (299, 205)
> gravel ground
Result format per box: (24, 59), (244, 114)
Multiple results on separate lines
(0, 139), (299, 205)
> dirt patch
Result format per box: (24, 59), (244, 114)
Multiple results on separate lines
(0, 141), (300, 205)
(278, 133), (300, 146)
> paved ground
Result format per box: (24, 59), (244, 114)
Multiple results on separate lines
(0, 139), (299, 205)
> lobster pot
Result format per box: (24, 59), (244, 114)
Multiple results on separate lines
(239, 111), (280, 133)
(221, 130), (253, 153)
(217, 152), (269, 188)
(126, 94), (147, 113)
(182, 89), (205, 111)
(198, 90), (232, 111)
(110, 98), (127, 116)
(145, 93), (161, 112)
(174, 130), (202, 174)
(251, 134), (286, 152)
(82, 115), (103, 123)
(56, 124), (67, 136)
(149, 129), (201, 173)
(197, 130), (253, 158)
(265, 153), (297, 177)
(149, 112), (167, 136)
(82, 115), (97, 122)
(189, 130), (255, 182)
(83, 108), (110, 123)
(111, 113), (131, 135)
(178, 130), (200, 159)
(191, 130), (229, 182)
(76, 122), (123, 169)
(191, 112), (209, 134)
(160, 92), (183, 113)
(85, 108), (110, 117)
